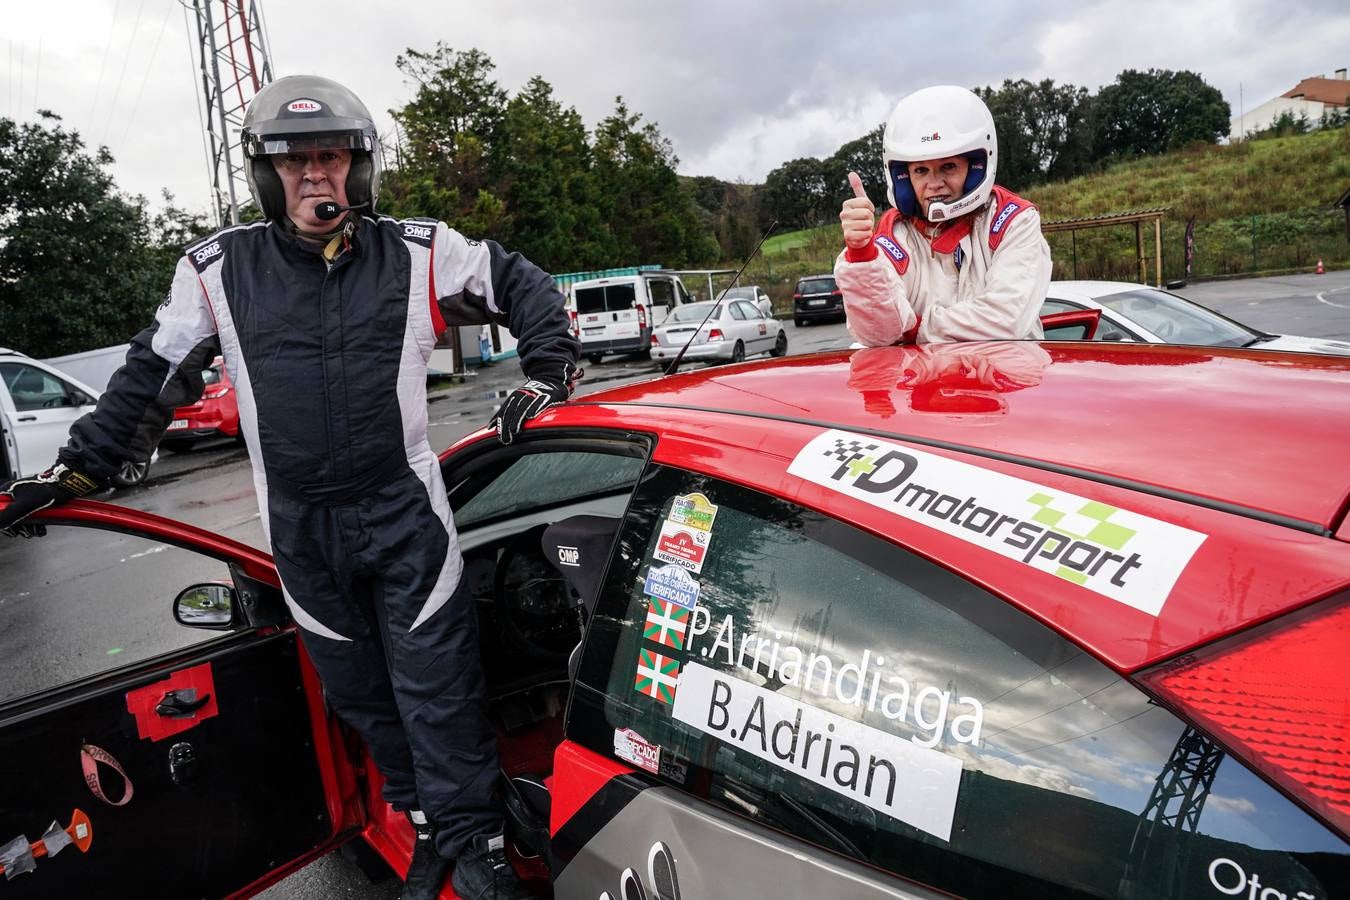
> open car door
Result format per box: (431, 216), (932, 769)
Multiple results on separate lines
(0, 500), (363, 898)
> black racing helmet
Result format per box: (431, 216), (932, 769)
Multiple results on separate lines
(241, 75), (381, 221)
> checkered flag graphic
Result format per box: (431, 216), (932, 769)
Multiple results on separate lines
(823, 438), (878, 463)
(1025, 493), (1139, 585)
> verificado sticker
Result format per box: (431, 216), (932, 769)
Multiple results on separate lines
(672, 662), (962, 841)
(789, 429), (1206, 616)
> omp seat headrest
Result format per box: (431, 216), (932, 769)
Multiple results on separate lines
(540, 515), (621, 616)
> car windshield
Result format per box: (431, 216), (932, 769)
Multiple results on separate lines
(1096, 288), (1260, 347)
(720, 287), (754, 301)
(667, 302), (720, 323)
(799, 278), (835, 294)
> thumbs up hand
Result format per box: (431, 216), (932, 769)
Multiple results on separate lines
(840, 171), (876, 250)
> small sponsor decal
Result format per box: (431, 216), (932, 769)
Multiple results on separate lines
(613, 728), (661, 774)
(634, 648), (681, 705)
(403, 223), (433, 240)
(643, 599), (691, 650)
(192, 241), (222, 264)
(667, 492), (718, 532)
(644, 564), (701, 611)
(920, 132), (941, 142)
(672, 662), (962, 841)
(875, 235), (907, 264)
(557, 545), (580, 567)
(990, 202), (1020, 235)
(286, 99), (322, 113)
(653, 520), (710, 573)
(788, 429), (1205, 616)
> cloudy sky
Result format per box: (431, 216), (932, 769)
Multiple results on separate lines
(5, 0), (1349, 220)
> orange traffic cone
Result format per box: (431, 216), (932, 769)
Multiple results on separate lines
(1316, 258), (1325, 274)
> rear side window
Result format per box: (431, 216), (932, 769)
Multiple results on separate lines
(648, 280), (675, 307)
(798, 278), (836, 294)
(576, 284), (637, 314)
(571, 465), (1347, 898)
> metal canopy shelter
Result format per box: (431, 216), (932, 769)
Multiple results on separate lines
(655, 268), (740, 301)
(1041, 208), (1170, 286)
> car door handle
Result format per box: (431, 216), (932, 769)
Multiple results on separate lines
(17, 415), (37, 422)
(155, 688), (211, 717)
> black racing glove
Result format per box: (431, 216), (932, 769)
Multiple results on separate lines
(0, 463), (102, 538)
(491, 364), (582, 445)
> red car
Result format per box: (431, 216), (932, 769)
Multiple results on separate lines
(161, 356), (241, 451)
(2, 341), (1347, 899)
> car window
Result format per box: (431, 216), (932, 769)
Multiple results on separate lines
(571, 465), (1347, 898)
(668, 303), (720, 324)
(202, 365), (223, 386)
(722, 288), (754, 302)
(1096, 289), (1257, 347)
(453, 450), (646, 530)
(576, 284), (637, 314)
(0, 528), (235, 704)
(798, 278), (836, 294)
(648, 279), (675, 307)
(1040, 299), (1081, 316)
(728, 302), (749, 321)
(0, 362), (82, 412)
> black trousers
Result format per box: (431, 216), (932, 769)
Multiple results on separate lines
(266, 466), (499, 859)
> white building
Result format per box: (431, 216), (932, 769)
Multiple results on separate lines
(1230, 69), (1349, 140)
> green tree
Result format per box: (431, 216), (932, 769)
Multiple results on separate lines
(1091, 68), (1231, 159)
(976, 79), (1094, 189)
(385, 45), (510, 234)
(497, 76), (613, 270)
(0, 113), (188, 356)
(760, 156), (830, 228)
(593, 98), (718, 266)
(686, 175), (760, 261)
(823, 126), (885, 209)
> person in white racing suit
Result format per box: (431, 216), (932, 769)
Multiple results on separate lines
(0, 75), (576, 900)
(836, 85), (1052, 345)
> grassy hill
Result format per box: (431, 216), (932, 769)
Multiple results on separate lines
(745, 127), (1349, 301)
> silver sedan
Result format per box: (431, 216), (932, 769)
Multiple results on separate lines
(650, 299), (788, 364)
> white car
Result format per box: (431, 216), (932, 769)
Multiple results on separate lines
(1042, 281), (1350, 355)
(0, 347), (152, 487)
(650, 299), (788, 364)
(719, 285), (774, 316)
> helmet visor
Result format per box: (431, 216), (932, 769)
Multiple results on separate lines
(245, 130), (374, 158)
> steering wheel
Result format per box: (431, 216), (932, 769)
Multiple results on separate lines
(492, 524), (583, 663)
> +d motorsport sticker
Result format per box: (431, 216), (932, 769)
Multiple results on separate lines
(789, 430), (1206, 616)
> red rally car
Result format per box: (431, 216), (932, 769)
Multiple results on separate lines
(1, 340), (1347, 899)
(161, 356), (241, 451)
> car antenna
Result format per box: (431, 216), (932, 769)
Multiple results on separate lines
(664, 220), (778, 377)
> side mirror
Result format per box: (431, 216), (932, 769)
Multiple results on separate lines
(71, 391), (96, 407)
(173, 582), (239, 630)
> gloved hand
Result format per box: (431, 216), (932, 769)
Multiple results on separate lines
(0, 463), (102, 538)
(491, 364), (582, 445)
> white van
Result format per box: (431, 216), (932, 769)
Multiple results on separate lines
(0, 347), (149, 487)
(568, 271), (696, 364)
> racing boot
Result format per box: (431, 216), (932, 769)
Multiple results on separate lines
(400, 810), (451, 900)
(450, 830), (533, 900)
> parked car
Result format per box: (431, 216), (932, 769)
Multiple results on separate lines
(649, 299), (788, 364)
(720, 284), (774, 316)
(160, 357), (241, 452)
(0, 347), (151, 487)
(568, 271), (697, 365)
(793, 274), (844, 325)
(4, 341), (1348, 898)
(1041, 280), (1350, 354)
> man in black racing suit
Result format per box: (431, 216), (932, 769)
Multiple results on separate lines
(0, 75), (578, 900)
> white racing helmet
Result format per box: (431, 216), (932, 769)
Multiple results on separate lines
(882, 86), (997, 223)
(240, 75), (382, 222)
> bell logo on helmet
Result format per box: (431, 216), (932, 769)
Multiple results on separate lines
(286, 99), (323, 113)
(920, 132), (941, 142)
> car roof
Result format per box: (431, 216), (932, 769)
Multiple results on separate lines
(578, 342), (1350, 532)
(1048, 280), (1157, 299)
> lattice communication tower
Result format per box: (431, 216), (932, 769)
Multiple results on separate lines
(186, 0), (274, 226)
